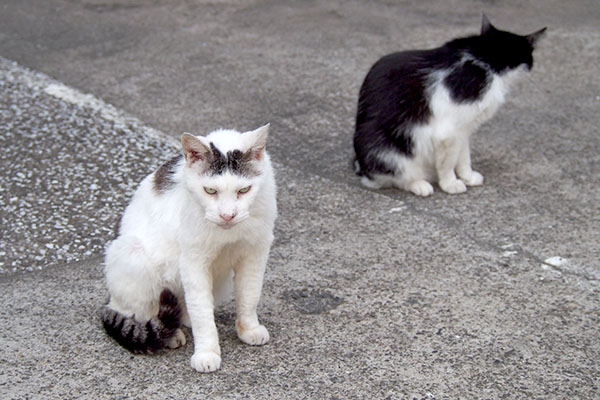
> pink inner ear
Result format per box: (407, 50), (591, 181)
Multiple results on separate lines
(182, 134), (209, 166)
(185, 148), (204, 165)
(189, 150), (200, 163)
(254, 148), (264, 161)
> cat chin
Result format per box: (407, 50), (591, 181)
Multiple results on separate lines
(215, 220), (245, 230)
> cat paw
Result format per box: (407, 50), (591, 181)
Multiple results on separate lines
(459, 170), (484, 186)
(190, 351), (221, 373)
(408, 180), (434, 197)
(360, 176), (384, 190)
(166, 328), (186, 349)
(237, 323), (270, 346)
(440, 178), (467, 194)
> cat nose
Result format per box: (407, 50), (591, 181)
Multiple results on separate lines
(219, 213), (236, 222)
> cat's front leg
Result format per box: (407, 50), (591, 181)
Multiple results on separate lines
(407, 180), (435, 197)
(234, 242), (271, 346)
(180, 255), (222, 373)
(455, 139), (484, 186)
(434, 137), (467, 194)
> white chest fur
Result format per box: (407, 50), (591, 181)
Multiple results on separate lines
(427, 71), (508, 139)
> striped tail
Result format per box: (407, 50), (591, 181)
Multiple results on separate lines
(100, 289), (182, 354)
(353, 158), (364, 176)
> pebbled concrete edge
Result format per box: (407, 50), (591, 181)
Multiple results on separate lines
(1, 56), (181, 149)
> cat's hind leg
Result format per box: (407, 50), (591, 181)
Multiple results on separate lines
(455, 139), (484, 186)
(101, 287), (183, 354)
(359, 173), (395, 190)
(103, 237), (184, 353)
(104, 236), (159, 322)
(390, 156), (434, 196)
(166, 328), (186, 349)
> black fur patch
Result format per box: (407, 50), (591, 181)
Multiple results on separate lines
(354, 50), (437, 177)
(206, 143), (258, 177)
(156, 288), (182, 340)
(444, 60), (489, 103)
(100, 288), (182, 354)
(113, 218), (121, 239)
(153, 155), (182, 194)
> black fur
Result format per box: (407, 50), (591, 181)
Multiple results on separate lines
(353, 16), (545, 179)
(153, 155), (183, 194)
(354, 50), (436, 175)
(100, 288), (182, 354)
(444, 60), (489, 102)
(207, 142), (258, 177)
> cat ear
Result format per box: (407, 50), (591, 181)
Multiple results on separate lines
(481, 14), (495, 35)
(526, 27), (547, 48)
(245, 123), (270, 161)
(181, 133), (212, 166)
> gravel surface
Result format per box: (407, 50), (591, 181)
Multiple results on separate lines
(0, 58), (179, 274)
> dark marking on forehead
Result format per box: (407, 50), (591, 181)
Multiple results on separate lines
(206, 142), (259, 177)
(153, 154), (182, 194)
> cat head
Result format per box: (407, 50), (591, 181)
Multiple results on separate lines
(476, 14), (546, 73)
(181, 124), (270, 229)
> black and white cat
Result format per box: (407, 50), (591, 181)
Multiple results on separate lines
(101, 124), (276, 373)
(353, 15), (546, 196)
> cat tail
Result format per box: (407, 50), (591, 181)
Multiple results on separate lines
(100, 288), (182, 354)
(353, 157), (367, 177)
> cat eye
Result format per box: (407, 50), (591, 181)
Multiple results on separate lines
(238, 186), (251, 194)
(204, 187), (217, 195)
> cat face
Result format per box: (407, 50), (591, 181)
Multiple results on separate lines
(181, 125), (269, 229)
(478, 14), (546, 73)
(195, 173), (262, 229)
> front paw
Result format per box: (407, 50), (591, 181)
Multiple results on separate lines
(459, 170), (484, 186)
(408, 180), (434, 197)
(237, 323), (270, 346)
(191, 351), (221, 373)
(440, 178), (467, 194)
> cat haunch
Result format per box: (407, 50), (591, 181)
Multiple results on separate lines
(353, 14), (546, 196)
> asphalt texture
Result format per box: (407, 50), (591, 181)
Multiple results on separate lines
(1, 1), (599, 399)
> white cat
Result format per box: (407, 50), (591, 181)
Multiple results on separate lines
(100, 124), (276, 373)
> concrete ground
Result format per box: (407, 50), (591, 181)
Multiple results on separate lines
(1, 1), (599, 399)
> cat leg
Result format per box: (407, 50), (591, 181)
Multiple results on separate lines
(360, 174), (394, 190)
(393, 154), (433, 197)
(105, 237), (158, 322)
(179, 298), (192, 328)
(104, 237), (190, 353)
(455, 139), (484, 186)
(406, 180), (434, 197)
(233, 242), (271, 346)
(166, 328), (187, 349)
(377, 153), (434, 196)
(434, 137), (467, 194)
(395, 160), (434, 196)
(180, 255), (221, 373)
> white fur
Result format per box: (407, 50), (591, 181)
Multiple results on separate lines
(104, 124), (276, 373)
(365, 65), (527, 196)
